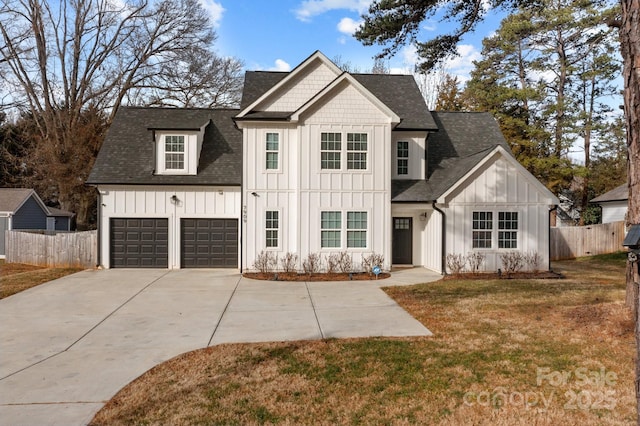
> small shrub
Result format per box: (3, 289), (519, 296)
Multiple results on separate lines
(280, 252), (298, 274)
(337, 251), (353, 273)
(253, 250), (278, 274)
(362, 252), (384, 275)
(326, 253), (340, 274)
(500, 251), (524, 275)
(446, 253), (466, 275)
(524, 251), (542, 272)
(466, 251), (485, 273)
(302, 252), (321, 275)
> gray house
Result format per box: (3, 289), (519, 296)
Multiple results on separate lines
(0, 188), (74, 258)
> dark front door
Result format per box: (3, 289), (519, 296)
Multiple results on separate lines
(181, 218), (238, 268)
(392, 217), (413, 264)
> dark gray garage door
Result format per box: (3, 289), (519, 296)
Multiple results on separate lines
(110, 218), (168, 268)
(181, 219), (238, 268)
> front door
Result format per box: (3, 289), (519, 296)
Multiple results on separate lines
(392, 217), (413, 264)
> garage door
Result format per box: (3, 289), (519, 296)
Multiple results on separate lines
(110, 218), (168, 268)
(181, 219), (238, 268)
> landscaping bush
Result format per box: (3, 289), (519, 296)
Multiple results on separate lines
(279, 252), (298, 274)
(500, 251), (524, 275)
(446, 253), (466, 275)
(302, 253), (322, 275)
(466, 251), (485, 273)
(253, 250), (278, 274)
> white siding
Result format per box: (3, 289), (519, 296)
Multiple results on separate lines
(601, 202), (628, 223)
(98, 185), (241, 269)
(259, 60), (339, 112)
(391, 132), (428, 180)
(442, 154), (552, 272)
(243, 77), (394, 271)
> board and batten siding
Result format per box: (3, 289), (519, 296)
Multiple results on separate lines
(98, 185), (241, 269)
(391, 132), (428, 180)
(242, 78), (395, 271)
(441, 154), (554, 272)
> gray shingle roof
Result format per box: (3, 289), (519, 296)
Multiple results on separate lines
(591, 184), (628, 203)
(86, 107), (241, 185)
(0, 188), (73, 216)
(392, 112), (512, 202)
(239, 71), (437, 130)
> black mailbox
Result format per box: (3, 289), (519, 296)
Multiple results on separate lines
(623, 224), (640, 262)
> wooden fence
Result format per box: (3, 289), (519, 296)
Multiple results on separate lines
(550, 221), (625, 260)
(5, 230), (97, 268)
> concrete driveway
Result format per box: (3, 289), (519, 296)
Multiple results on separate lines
(0, 268), (437, 425)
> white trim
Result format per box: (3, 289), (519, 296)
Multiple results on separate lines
(236, 51), (342, 119)
(290, 73), (400, 124)
(437, 146), (559, 205)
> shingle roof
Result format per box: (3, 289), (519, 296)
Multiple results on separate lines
(392, 112), (512, 202)
(0, 188), (74, 216)
(0, 188), (35, 213)
(239, 71), (437, 130)
(591, 184), (628, 203)
(86, 107), (242, 185)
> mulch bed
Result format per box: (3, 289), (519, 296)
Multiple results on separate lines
(443, 270), (563, 280)
(243, 272), (391, 281)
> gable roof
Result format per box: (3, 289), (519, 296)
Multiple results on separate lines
(392, 112), (513, 202)
(591, 183), (628, 203)
(238, 70), (437, 130)
(86, 107), (242, 186)
(0, 188), (74, 216)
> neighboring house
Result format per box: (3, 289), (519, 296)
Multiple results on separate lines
(87, 51), (559, 272)
(551, 192), (581, 227)
(591, 184), (628, 224)
(0, 188), (74, 258)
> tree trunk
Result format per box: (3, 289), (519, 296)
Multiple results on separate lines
(619, 0), (640, 423)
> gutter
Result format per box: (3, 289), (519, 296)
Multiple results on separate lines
(548, 205), (558, 272)
(432, 201), (446, 275)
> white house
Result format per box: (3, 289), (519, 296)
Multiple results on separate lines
(591, 184), (628, 224)
(87, 51), (558, 273)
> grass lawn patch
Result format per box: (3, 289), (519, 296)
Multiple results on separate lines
(0, 259), (83, 299)
(91, 252), (635, 425)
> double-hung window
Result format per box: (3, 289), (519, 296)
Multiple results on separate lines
(321, 211), (341, 248)
(397, 141), (409, 175)
(165, 135), (185, 170)
(265, 210), (279, 248)
(498, 212), (518, 248)
(265, 133), (279, 170)
(347, 212), (367, 248)
(472, 211), (493, 248)
(321, 133), (341, 169)
(347, 133), (367, 170)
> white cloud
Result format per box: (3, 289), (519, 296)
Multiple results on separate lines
(294, 0), (369, 22)
(422, 19), (437, 32)
(269, 59), (292, 72)
(443, 44), (481, 83)
(337, 17), (362, 35)
(199, 0), (224, 27)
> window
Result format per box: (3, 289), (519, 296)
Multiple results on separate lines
(347, 212), (367, 248)
(321, 133), (341, 169)
(165, 135), (185, 170)
(397, 141), (409, 175)
(498, 212), (518, 248)
(472, 211), (493, 248)
(321, 211), (341, 248)
(265, 133), (279, 170)
(347, 133), (367, 170)
(265, 211), (279, 248)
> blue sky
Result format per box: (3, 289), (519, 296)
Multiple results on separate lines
(207, 0), (506, 80)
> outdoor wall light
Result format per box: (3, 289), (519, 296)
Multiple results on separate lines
(419, 212), (428, 221)
(170, 195), (179, 204)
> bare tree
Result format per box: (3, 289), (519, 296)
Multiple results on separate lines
(0, 0), (242, 228)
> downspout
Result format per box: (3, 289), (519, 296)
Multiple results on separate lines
(96, 189), (101, 268)
(432, 201), (446, 275)
(548, 205), (558, 272)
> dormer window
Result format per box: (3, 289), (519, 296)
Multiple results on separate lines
(165, 135), (185, 170)
(155, 130), (204, 176)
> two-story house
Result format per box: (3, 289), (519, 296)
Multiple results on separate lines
(88, 51), (558, 272)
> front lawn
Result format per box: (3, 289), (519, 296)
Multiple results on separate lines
(91, 253), (635, 425)
(0, 259), (83, 299)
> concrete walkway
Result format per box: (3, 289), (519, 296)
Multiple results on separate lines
(0, 268), (440, 425)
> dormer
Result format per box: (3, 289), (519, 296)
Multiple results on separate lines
(152, 120), (209, 176)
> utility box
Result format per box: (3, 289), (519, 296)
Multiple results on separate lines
(623, 224), (640, 262)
